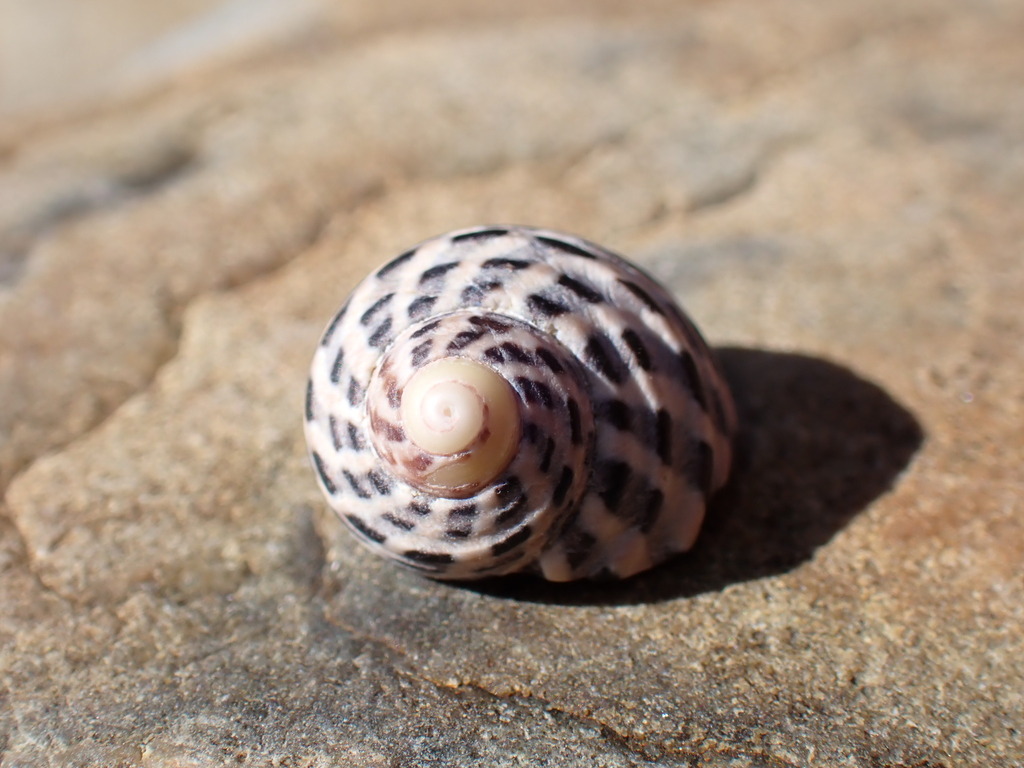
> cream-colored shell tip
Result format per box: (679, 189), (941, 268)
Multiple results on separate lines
(398, 358), (520, 494)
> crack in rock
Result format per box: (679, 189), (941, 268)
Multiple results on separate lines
(0, 140), (198, 288)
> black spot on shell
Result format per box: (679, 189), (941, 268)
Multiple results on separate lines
(419, 261), (460, 285)
(449, 504), (478, 518)
(347, 515), (386, 543)
(495, 476), (521, 500)
(622, 328), (652, 371)
(483, 257), (532, 270)
(492, 526), (533, 556)
(446, 528), (472, 539)
(584, 334), (627, 384)
(523, 422), (541, 445)
(685, 439), (714, 495)
(469, 315), (513, 333)
(376, 249), (416, 279)
(342, 470), (371, 499)
(411, 340), (432, 366)
(347, 378), (363, 406)
(462, 281), (501, 304)
(403, 550), (454, 565)
(496, 495), (528, 524)
(493, 479), (526, 525)
(516, 377), (554, 408)
(368, 471), (392, 495)
(411, 319), (442, 339)
(382, 513), (414, 531)
(359, 293), (394, 326)
(596, 460), (631, 512)
(347, 422), (366, 450)
(536, 347), (564, 374)
(500, 342), (533, 364)
(447, 329), (485, 352)
(452, 227), (509, 243)
(368, 318), (393, 349)
(312, 452), (336, 494)
(305, 380), (314, 421)
(678, 349), (708, 410)
(552, 466), (574, 506)
(566, 398), (582, 445)
(408, 295), (438, 321)
(319, 300), (349, 347)
(558, 274), (603, 303)
(329, 416), (343, 451)
(656, 409), (672, 465)
(596, 399), (632, 431)
(409, 501), (431, 516)
(565, 529), (597, 570)
(619, 279), (664, 315)
(536, 235), (598, 260)
(483, 341), (531, 364)
(329, 348), (346, 384)
(539, 437), (555, 473)
(527, 294), (570, 317)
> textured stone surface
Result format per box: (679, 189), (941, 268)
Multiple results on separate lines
(2, 0), (1023, 765)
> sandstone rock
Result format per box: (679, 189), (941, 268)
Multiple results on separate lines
(2, 0), (1022, 765)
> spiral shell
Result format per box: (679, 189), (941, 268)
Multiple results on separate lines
(304, 226), (736, 581)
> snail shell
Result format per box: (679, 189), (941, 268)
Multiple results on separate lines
(304, 225), (736, 581)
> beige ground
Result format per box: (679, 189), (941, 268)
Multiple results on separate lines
(1, 1), (1022, 765)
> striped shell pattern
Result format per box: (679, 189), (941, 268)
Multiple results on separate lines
(304, 226), (736, 581)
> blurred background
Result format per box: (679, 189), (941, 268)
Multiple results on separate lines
(0, 0), (326, 120)
(0, 0), (665, 123)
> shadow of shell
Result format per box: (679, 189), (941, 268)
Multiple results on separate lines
(467, 347), (925, 605)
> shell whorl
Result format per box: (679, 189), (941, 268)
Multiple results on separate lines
(388, 357), (521, 495)
(305, 226), (737, 581)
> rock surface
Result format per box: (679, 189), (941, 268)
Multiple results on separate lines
(2, 0), (1023, 765)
